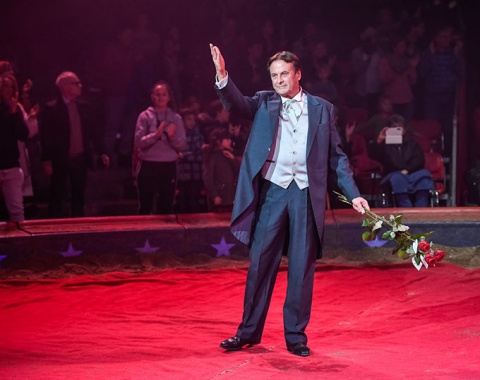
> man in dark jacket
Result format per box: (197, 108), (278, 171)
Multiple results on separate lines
(40, 71), (109, 218)
(210, 44), (369, 357)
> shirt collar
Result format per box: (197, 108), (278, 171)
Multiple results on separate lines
(280, 88), (304, 104)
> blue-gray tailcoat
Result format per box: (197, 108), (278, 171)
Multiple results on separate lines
(216, 78), (361, 256)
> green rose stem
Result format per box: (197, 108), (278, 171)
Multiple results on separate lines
(334, 192), (437, 269)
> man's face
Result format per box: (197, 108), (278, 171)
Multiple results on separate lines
(60, 75), (82, 100)
(269, 60), (301, 99)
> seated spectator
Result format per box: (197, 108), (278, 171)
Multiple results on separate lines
(176, 107), (205, 213)
(0, 74), (29, 226)
(202, 128), (240, 213)
(355, 95), (393, 143)
(133, 81), (186, 215)
(372, 114), (434, 207)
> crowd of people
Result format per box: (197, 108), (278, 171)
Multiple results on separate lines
(0, 1), (467, 223)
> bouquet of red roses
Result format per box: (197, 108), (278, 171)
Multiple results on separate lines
(335, 192), (446, 270)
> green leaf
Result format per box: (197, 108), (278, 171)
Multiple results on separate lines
(361, 219), (372, 227)
(397, 249), (407, 259)
(394, 215), (403, 225)
(382, 230), (393, 240)
(362, 230), (377, 241)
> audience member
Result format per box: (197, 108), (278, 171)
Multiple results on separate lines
(197, 99), (230, 142)
(133, 81), (186, 215)
(40, 71), (110, 218)
(258, 18), (286, 59)
(372, 114), (433, 207)
(308, 62), (338, 104)
(378, 35), (419, 121)
(0, 74), (31, 225)
(233, 39), (270, 96)
(202, 128), (240, 212)
(350, 27), (383, 115)
(292, 22), (320, 61)
(176, 108), (205, 213)
(228, 117), (247, 159)
(418, 26), (464, 158)
(355, 95), (394, 143)
(0, 63), (39, 202)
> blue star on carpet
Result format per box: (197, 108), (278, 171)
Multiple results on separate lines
(59, 243), (83, 257)
(363, 236), (388, 247)
(0, 255), (7, 262)
(211, 237), (235, 257)
(135, 239), (159, 253)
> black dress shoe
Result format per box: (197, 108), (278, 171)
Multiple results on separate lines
(219, 336), (255, 351)
(287, 342), (310, 357)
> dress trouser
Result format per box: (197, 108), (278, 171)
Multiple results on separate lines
(137, 160), (177, 215)
(50, 155), (87, 218)
(236, 179), (320, 346)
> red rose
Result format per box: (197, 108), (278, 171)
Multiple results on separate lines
(424, 254), (437, 265)
(418, 240), (431, 253)
(424, 250), (446, 266)
(433, 249), (446, 262)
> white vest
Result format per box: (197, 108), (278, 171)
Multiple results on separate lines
(262, 91), (309, 189)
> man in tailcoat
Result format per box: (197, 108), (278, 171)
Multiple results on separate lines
(210, 44), (369, 357)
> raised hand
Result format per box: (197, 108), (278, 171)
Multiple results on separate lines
(209, 43), (227, 81)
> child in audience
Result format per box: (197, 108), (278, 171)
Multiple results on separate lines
(202, 128), (240, 212)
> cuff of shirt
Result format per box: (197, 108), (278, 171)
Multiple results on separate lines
(215, 72), (229, 89)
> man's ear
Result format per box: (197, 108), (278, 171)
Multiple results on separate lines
(296, 70), (302, 81)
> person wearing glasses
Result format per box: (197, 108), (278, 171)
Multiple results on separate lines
(40, 71), (110, 218)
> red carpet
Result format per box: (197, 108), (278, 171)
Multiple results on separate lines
(1, 263), (480, 379)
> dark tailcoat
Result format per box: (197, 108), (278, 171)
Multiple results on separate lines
(216, 78), (361, 256)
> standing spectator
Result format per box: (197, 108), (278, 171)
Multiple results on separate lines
(228, 117), (247, 159)
(378, 36), (419, 121)
(134, 81), (186, 215)
(0, 74), (29, 226)
(176, 108), (205, 213)
(309, 62), (338, 104)
(0, 65), (39, 205)
(418, 26), (464, 158)
(203, 128), (240, 212)
(197, 99), (230, 142)
(233, 39), (270, 96)
(40, 72), (110, 218)
(351, 28), (383, 115)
